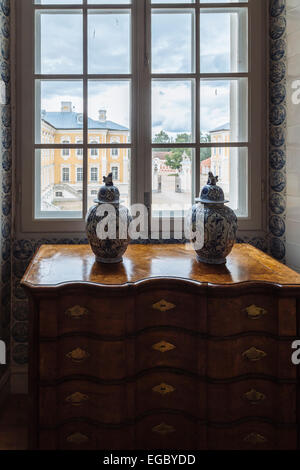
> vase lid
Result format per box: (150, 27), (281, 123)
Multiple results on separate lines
(94, 173), (121, 204)
(195, 172), (229, 204)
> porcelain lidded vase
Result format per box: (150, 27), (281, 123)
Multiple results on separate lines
(85, 173), (132, 264)
(188, 172), (238, 264)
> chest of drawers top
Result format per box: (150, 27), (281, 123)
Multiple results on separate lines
(21, 243), (300, 292)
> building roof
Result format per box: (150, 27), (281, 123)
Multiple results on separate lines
(209, 122), (230, 133)
(42, 111), (129, 132)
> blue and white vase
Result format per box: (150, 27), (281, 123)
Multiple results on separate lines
(86, 173), (132, 263)
(188, 172), (238, 264)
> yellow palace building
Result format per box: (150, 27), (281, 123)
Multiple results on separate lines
(41, 101), (130, 211)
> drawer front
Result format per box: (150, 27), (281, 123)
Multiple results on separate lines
(39, 294), (134, 338)
(207, 337), (295, 380)
(39, 381), (129, 427)
(39, 423), (135, 450)
(135, 371), (204, 419)
(135, 413), (200, 450)
(207, 380), (296, 423)
(207, 295), (296, 336)
(134, 329), (205, 375)
(207, 422), (297, 450)
(135, 289), (205, 332)
(40, 337), (127, 381)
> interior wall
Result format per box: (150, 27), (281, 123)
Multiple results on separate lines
(286, 0), (300, 272)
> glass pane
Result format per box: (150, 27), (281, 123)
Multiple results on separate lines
(152, 1), (195, 4)
(200, 8), (248, 73)
(200, 78), (248, 143)
(88, 11), (131, 74)
(152, 80), (194, 142)
(200, 147), (248, 216)
(88, 149), (131, 209)
(200, 0), (247, 3)
(88, 0), (131, 3)
(88, 81), (130, 142)
(36, 1), (82, 4)
(36, 80), (83, 144)
(152, 149), (194, 217)
(35, 149), (83, 218)
(152, 10), (194, 73)
(35, 11), (83, 74)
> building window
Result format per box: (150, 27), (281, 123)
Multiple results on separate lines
(55, 191), (63, 197)
(76, 140), (83, 157)
(62, 167), (70, 183)
(90, 140), (99, 157)
(61, 145), (70, 158)
(111, 166), (119, 181)
(18, 1), (266, 231)
(91, 190), (97, 196)
(77, 167), (83, 182)
(90, 167), (98, 182)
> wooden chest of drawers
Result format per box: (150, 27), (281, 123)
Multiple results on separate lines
(21, 243), (300, 450)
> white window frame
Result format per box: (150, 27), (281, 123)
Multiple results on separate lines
(111, 164), (120, 182)
(61, 166), (70, 183)
(16, 0), (267, 234)
(90, 166), (99, 183)
(76, 166), (83, 183)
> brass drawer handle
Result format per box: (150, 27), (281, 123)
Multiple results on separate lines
(152, 422), (175, 435)
(65, 305), (89, 320)
(243, 389), (266, 404)
(244, 304), (267, 320)
(66, 347), (90, 363)
(242, 347), (267, 362)
(243, 433), (267, 445)
(65, 392), (89, 406)
(152, 299), (176, 312)
(66, 432), (89, 445)
(152, 341), (176, 353)
(152, 383), (175, 396)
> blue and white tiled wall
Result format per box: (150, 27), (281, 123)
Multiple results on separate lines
(0, 1), (291, 377)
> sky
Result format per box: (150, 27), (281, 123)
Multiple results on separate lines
(37, 4), (248, 140)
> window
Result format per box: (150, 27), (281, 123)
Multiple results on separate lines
(111, 166), (119, 181)
(91, 190), (97, 196)
(62, 167), (70, 183)
(90, 167), (98, 182)
(17, 0), (266, 232)
(90, 140), (99, 158)
(76, 140), (83, 157)
(55, 191), (63, 198)
(77, 167), (83, 182)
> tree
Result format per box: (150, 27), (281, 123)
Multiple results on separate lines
(200, 132), (211, 161)
(153, 130), (172, 145)
(166, 133), (191, 171)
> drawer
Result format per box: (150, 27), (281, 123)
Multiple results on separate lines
(135, 412), (201, 450)
(39, 294), (134, 338)
(135, 371), (205, 419)
(135, 288), (205, 332)
(207, 336), (296, 380)
(39, 381), (130, 427)
(207, 422), (297, 450)
(40, 337), (127, 381)
(39, 422), (135, 450)
(207, 380), (296, 423)
(133, 329), (205, 376)
(207, 295), (297, 337)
